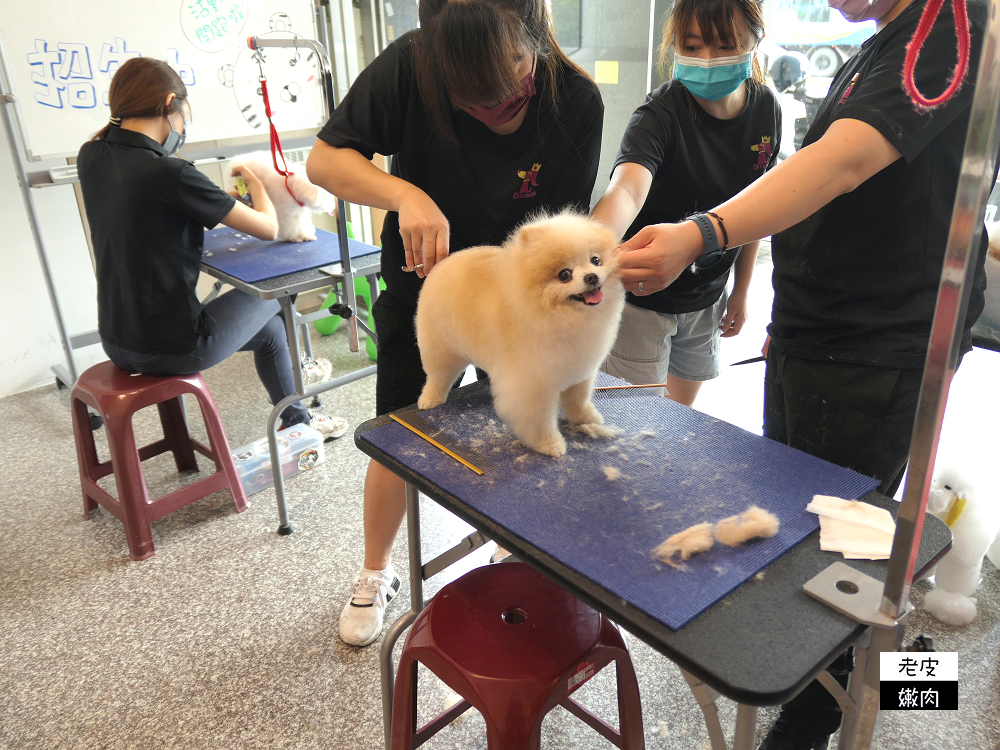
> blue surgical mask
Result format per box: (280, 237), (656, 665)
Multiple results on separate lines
(674, 52), (753, 101)
(163, 113), (187, 156)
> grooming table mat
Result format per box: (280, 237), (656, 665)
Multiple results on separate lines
(202, 227), (380, 284)
(362, 373), (879, 630)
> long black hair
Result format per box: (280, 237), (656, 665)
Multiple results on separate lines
(414, 0), (592, 141)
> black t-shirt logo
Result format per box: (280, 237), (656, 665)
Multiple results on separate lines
(751, 137), (773, 171)
(514, 162), (542, 199)
(839, 73), (860, 105)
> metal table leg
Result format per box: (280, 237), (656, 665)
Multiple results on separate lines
(266, 296), (308, 534)
(681, 669), (729, 750)
(381, 482), (424, 749)
(733, 704), (758, 750)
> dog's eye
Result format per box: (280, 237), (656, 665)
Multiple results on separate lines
(590, 256), (601, 266)
(558, 269), (572, 283)
(944, 484), (952, 491)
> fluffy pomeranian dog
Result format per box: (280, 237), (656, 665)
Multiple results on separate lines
(415, 211), (625, 457)
(226, 151), (337, 242)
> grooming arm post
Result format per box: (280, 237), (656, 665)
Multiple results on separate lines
(246, 36), (361, 352)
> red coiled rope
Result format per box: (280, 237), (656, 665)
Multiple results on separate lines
(902, 0), (971, 109)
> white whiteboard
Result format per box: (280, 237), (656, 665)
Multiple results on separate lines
(1, 0), (324, 161)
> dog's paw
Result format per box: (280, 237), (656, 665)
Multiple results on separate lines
(531, 434), (567, 458)
(417, 392), (447, 410)
(574, 422), (620, 439)
(565, 401), (604, 426)
(287, 232), (316, 243)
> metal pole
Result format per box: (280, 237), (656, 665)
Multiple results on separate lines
(247, 34), (361, 353)
(880, 0), (1000, 621)
(380, 482), (424, 749)
(0, 72), (80, 386)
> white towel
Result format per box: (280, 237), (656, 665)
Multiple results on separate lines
(807, 495), (896, 560)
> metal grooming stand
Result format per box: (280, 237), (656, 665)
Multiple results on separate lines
(0, 46), (88, 395)
(247, 29), (380, 534)
(799, 5), (1000, 748)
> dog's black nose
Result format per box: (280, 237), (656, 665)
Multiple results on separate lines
(584, 272), (599, 287)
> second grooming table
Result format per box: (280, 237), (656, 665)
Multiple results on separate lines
(201, 227), (382, 533)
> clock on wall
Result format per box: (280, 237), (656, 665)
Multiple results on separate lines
(218, 17), (323, 132)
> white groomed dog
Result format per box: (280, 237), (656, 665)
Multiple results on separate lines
(226, 151), (337, 242)
(415, 211), (626, 457)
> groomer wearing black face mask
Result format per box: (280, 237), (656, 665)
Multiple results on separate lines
(78, 57), (346, 439)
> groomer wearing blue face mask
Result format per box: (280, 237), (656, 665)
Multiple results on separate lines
(78, 57), (346, 440)
(592, 0), (780, 407)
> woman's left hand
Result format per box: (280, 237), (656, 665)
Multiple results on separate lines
(720, 290), (749, 338)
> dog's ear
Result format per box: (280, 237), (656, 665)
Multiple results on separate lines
(515, 222), (549, 250)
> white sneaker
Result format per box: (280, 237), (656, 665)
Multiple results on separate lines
(309, 412), (349, 441)
(301, 356), (333, 387)
(339, 565), (402, 646)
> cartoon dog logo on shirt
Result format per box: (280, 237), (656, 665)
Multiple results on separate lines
(751, 137), (772, 171)
(514, 163), (541, 199)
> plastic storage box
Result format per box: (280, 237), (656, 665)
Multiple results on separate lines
(231, 425), (325, 496)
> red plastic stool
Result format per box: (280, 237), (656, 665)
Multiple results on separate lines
(391, 562), (645, 749)
(71, 362), (249, 560)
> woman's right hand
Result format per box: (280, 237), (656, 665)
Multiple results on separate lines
(231, 165), (266, 205)
(397, 187), (449, 279)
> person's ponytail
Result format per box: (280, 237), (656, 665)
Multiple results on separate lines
(91, 58), (187, 141)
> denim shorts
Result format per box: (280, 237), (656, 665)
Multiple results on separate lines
(602, 293), (727, 390)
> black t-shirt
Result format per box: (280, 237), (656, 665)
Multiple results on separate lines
(317, 31), (604, 309)
(769, 0), (993, 368)
(78, 127), (235, 354)
(615, 80), (781, 314)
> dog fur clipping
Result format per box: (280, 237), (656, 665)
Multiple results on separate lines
(653, 505), (780, 569)
(226, 151), (337, 242)
(415, 211), (625, 458)
(653, 523), (715, 569)
(714, 506), (780, 547)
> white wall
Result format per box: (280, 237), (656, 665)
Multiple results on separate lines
(0, 113), (106, 398)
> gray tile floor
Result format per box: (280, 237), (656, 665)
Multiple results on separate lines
(0, 268), (997, 750)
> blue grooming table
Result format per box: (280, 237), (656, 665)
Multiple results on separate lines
(355, 375), (952, 749)
(202, 227), (381, 284)
(363, 373), (878, 630)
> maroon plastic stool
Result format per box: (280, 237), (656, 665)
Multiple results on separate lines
(391, 562), (645, 749)
(71, 361), (249, 560)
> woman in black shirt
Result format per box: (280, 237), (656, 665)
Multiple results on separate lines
(592, 0), (779, 407)
(306, 0), (604, 647)
(78, 58), (344, 438)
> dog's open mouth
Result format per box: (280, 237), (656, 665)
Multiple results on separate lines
(570, 287), (604, 305)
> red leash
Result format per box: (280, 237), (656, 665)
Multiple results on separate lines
(902, 0), (971, 110)
(253, 49), (306, 207)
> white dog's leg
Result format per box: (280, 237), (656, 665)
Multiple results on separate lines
(493, 378), (565, 457)
(290, 209), (317, 242)
(417, 351), (468, 411)
(561, 378), (617, 438)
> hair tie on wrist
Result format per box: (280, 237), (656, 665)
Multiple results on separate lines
(108, 115), (122, 126)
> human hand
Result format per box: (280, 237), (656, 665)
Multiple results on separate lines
(231, 165), (265, 202)
(614, 221), (704, 295)
(761, 335), (771, 358)
(398, 187), (449, 279)
(720, 290), (748, 338)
